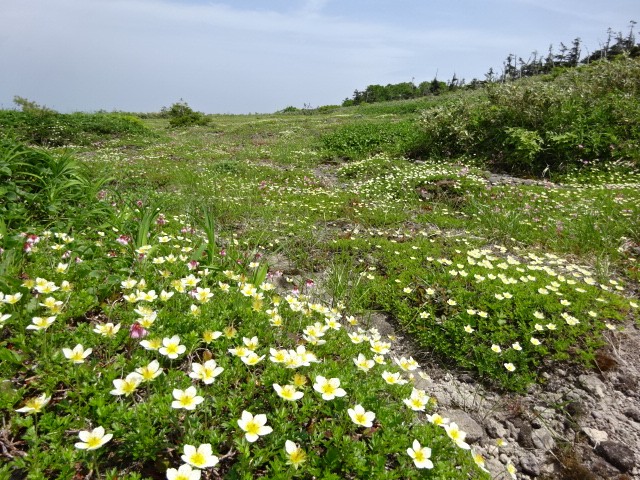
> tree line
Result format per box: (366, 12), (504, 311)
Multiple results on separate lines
(342, 22), (638, 106)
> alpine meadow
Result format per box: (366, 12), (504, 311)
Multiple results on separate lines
(1, 39), (640, 479)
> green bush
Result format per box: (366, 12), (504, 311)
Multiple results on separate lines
(0, 110), (151, 147)
(414, 56), (640, 174)
(163, 101), (209, 128)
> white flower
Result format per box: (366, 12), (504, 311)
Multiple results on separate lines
(313, 376), (346, 400)
(93, 322), (121, 337)
(353, 353), (375, 372)
(15, 393), (51, 414)
(159, 335), (186, 359)
(135, 360), (163, 382)
(237, 410), (272, 442)
(189, 360), (224, 384)
(62, 344), (92, 364)
(171, 387), (204, 410)
(394, 356), (419, 371)
(26, 316), (56, 331)
(285, 440), (307, 469)
(273, 384), (304, 401)
(381, 370), (407, 385)
(407, 440), (433, 469)
(444, 422), (470, 449)
(347, 404), (375, 427)
(110, 373), (143, 396)
(240, 352), (265, 366)
(74, 426), (113, 450)
(166, 464), (201, 480)
(181, 443), (219, 468)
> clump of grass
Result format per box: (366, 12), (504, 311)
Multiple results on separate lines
(0, 138), (111, 229)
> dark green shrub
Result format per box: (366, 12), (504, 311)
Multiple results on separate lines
(277, 106), (301, 114)
(414, 56), (640, 174)
(162, 101), (209, 128)
(0, 110), (151, 146)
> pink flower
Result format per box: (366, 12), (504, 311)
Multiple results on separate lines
(116, 235), (131, 246)
(129, 322), (148, 339)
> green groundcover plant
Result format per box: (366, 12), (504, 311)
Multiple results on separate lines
(0, 204), (489, 478)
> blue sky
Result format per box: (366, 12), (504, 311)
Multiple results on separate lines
(1, 0), (637, 113)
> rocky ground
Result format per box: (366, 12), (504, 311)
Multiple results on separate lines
(370, 311), (640, 480)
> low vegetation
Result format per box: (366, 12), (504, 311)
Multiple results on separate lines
(0, 56), (638, 479)
(0, 98), (151, 147)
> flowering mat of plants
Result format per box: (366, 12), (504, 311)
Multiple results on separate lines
(1, 113), (639, 480)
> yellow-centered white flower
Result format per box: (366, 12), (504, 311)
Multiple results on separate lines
(135, 360), (163, 382)
(407, 440), (433, 469)
(159, 335), (186, 359)
(237, 410), (273, 442)
(273, 384), (304, 401)
(285, 440), (307, 469)
(110, 372), (143, 396)
(313, 376), (346, 400)
(166, 464), (201, 480)
(171, 387), (204, 410)
(15, 393), (51, 414)
(62, 344), (92, 364)
(189, 359), (224, 384)
(74, 426), (113, 450)
(181, 443), (219, 468)
(347, 404), (375, 427)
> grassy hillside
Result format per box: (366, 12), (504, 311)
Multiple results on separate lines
(0, 57), (638, 479)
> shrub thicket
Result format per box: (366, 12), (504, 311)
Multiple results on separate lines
(0, 105), (151, 147)
(414, 56), (640, 174)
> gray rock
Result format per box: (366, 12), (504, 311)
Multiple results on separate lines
(504, 420), (518, 439)
(485, 418), (507, 439)
(595, 441), (636, 472)
(443, 409), (484, 443)
(578, 374), (606, 399)
(517, 422), (535, 449)
(582, 427), (608, 446)
(532, 428), (556, 451)
(520, 452), (541, 477)
(624, 406), (640, 423)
